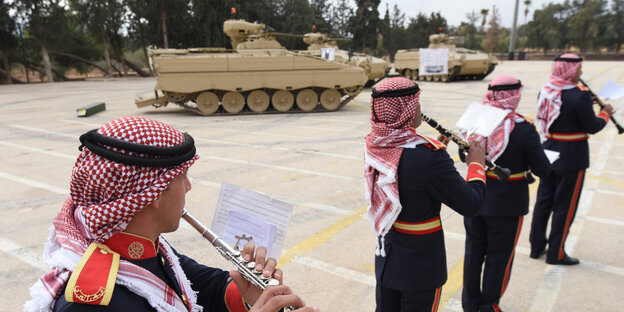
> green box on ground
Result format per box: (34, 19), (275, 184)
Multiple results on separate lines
(77, 102), (106, 117)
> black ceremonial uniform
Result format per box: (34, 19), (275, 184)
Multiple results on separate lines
(530, 86), (609, 262)
(376, 138), (486, 312)
(54, 233), (246, 312)
(461, 122), (551, 312)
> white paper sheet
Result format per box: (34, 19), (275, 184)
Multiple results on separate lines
(210, 182), (293, 260)
(544, 149), (560, 164)
(223, 210), (277, 256)
(321, 48), (335, 62)
(598, 80), (624, 100)
(455, 102), (509, 137)
(419, 48), (449, 75)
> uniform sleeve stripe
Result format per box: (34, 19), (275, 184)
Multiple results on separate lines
(225, 281), (249, 312)
(466, 162), (486, 183)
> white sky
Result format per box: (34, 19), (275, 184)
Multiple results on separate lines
(380, 0), (601, 28)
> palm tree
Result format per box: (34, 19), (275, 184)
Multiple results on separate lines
(480, 8), (489, 32)
(524, 0), (531, 23)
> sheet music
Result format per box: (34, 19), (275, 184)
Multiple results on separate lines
(598, 80), (624, 100)
(223, 210), (277, 256)
(210, 182), (293, 260)
(456, 102), (509, 137)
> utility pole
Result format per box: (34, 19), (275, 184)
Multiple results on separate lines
(508, 0), (520, 60)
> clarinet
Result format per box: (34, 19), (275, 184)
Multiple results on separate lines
(181, 210), (298, 312)
(421, 113), (511, 182)
(579, 79), (624, 134)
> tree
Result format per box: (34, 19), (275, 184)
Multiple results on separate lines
(310, 0), (333, 34)
(349, 0), (381, 53)
(527, 3), (566, 53)
(566, 0), (606, 52)
(0, 0), (18, 83)
(13, 0), (70, 82)
(480, 8), (489, 32)
(612, 0), (624, 51)
(405, 12), (448, 49)
(69, 0), (125, 76)
(523, 0), (531, 24)
(482, 5), (500, 53)
(330, 0), (353, 39)
(458, 12), (482, 50)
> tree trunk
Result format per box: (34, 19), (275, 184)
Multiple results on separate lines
(142, 44), (154, 75)
(50, 52), (109, 75)
(102, 29), (113, 76)
(2, 50), (12, 84)
(40, 43), (54, 83)
(122, 57), (151, 77)
(161, 10), (169, 49)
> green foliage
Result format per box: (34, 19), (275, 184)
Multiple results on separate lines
(405, 12), (448, 49)
(349, 0), (381, 54)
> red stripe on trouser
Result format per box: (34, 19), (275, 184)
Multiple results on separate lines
(559, 170), (584, 260)
(500, 216), (523, 298)
(431, 287), (442, 312)
(493, 303), (501, 312)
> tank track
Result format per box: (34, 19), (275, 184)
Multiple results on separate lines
(403, 64), (496, 82)
(173, 91), (358, 116)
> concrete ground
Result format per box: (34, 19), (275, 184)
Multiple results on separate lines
(1, 60), (623, 312)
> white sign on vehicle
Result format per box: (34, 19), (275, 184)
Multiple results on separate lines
(419, 48), (449, 75)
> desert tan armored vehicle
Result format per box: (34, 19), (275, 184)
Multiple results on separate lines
(296, 33), (389, 85)
(394, 34), (498, 82)
(135, 20), (367, 115)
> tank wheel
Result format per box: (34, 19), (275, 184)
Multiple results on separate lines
(196, 91), (219, 115)
(412, 70), (419, 81)
(296, 89), (318, 112)
(345, 86), (363, 97)
(320, 89), (341, 111)
(433, 75), (442, 82)
(404, 69), (412, 80)
(166, 92), (188, 104)
(247, 90), (270, 113)
(272, 90), (294, 112)
(417, 75), (425, 81)
(425, 75), (433, 81)
(441, 75), (450, 82)
(222, 91), (245, 114)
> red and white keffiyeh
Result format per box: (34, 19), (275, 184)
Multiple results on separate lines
(536, 53), (582, 137)
(473, 75), (525, 162)
(25, 117), (201, 312)
(365, 77), (427, 256)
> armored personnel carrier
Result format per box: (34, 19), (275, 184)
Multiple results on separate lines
(135, 20), (367, 115)
(394, 34), (498, 82)
(296, 33), (389, 85)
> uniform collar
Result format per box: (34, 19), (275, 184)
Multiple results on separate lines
(104, 232), (159, 260)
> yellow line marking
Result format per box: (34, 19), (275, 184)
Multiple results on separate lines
(278, 205), (367, 268)
(587, 66), (615, 83)
(438, 256), (465, 309)
(587, 172), (624, 189)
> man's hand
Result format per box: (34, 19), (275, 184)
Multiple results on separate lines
(230, 242), (318, 311)
(436, 134), (451, 146)
(602, 103), (615, 116)
(249, 285), (319, 312)
(465, 140), (485, 167)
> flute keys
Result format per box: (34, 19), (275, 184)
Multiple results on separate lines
(265, 278), (280, 287)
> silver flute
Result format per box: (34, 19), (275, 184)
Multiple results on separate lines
(181, 209), (297, 312)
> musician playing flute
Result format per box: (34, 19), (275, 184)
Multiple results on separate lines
(459, 75), (551, 312)
(25, 117), (317, 312)
(530, 54), (615, 265)
(364, 77), (487, 312)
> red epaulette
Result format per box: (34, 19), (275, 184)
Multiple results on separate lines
(576, 84), (589, 92)
(65, 243), (120, 306)
(421, 135), (447, 150)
